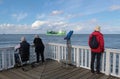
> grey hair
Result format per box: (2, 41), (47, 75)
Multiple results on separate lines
(35, 34), (39, 38)
(21, 36), (26, 42)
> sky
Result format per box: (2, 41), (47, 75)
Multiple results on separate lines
(0, 0), (120, 34)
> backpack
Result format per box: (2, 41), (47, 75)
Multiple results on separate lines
(89, 35), (99, 49)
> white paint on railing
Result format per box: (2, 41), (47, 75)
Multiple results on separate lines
(85, 49), (87, 68)
(105, 51), (111, 75)
(88, 50), (91, 69)
(46, 43), (120, 78)
(113, 53), (116, 75)
(0, 47), (15, 71)
(0, 43), (120, 78)
(61, 46), (64, 59)
(76, 48), (80, 67)
(119, 54), (120, 77)
(81, 49), (84, 67)
(72, 48), (74, 64)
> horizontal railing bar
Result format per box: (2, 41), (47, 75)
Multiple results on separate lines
(0, 43), (120, 78)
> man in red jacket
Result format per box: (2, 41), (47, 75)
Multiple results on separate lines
(88, 26), (104, 74)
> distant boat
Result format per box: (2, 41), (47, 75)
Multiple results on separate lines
(46, 30), (66, 35)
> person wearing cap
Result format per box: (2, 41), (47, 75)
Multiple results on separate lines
(88, 26), (104, 74)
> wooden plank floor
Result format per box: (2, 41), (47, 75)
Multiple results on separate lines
(0, 59), (120, 79)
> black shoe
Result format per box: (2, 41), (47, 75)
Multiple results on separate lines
(96, 71), (101, 74)
(31, 64), (35, 68)
(42, 60), (45, 63)
(91, 70), (95, 73)
(22, 67), (28, 71)
(35, 62), (40, 65)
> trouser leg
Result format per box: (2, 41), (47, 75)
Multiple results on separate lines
(91, 52), (96, 72)
(40, 52), (44, 63)
(96, 53), (101, 72)
(36, 52), (40, 63)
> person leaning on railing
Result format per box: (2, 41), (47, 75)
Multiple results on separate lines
(33, 34), (45, 64)
(88, 26), (104, 74)
(14, 36), (30, 67)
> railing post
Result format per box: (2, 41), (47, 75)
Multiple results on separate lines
(119, 54), (120, 77)
(85, 49), (87, 68)
(88, 50), (91, 69)
(105, 50), (110, 75)
(2, 51), (4, 70)
(57, 46), (61, 62)
(81, 49), (83, 67)
(76, 48), (80, 67)
(101, 53), (105, 72)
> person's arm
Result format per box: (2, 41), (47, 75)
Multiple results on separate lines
(88, 34), (92, 47)
(14, 44), (20, 52)
(100, 34), (104, 52)
(33, 38), (36, 46)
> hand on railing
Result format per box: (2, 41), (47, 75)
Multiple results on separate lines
(14, 48), (19, 52)
(14, 44), (20, 52)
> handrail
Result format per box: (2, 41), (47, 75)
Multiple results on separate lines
(0, 47), (15, 70)
(0, 45), (37, 71)
(0, 43), (120, 78)
(45, 43), (120, 78)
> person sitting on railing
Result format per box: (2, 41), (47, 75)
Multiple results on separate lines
(88, 26), (104, 74)
(14, 36), (30, 69)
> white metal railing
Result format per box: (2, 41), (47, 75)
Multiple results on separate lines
(0, 45), (37, 71)
(0, 43), (120, 78)
(0, 47), (15, 71)
(45, 43), (120, 78)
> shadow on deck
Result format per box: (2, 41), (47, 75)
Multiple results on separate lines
(0, 59), (119, 79)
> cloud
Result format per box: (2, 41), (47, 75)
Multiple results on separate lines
(32, 20), (48, 29)
(109, 5), (120, 11)
(102, 26), (120, 34)
(36, 14), (46, 19)
(51, 10), (63, 16)
(1, 20), (120, 34)
(12, 12), (28, 21)
(31, 20), (70, 30)
(31, 18), (101, 34)
(31, 20), (85, 33)
(0, 24), (33, 34)
(69, 24), (83, 33)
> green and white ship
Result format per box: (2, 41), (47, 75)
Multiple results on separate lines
(46, 30), (66, 35)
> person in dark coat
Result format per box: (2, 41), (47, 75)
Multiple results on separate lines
(33, 34), (45, 63)
(19, 37), (30, 62)
(88, 26), (104, 74)
(15, 36), (30, 64)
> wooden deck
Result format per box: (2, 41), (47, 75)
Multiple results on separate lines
(0, 59), (119, 79)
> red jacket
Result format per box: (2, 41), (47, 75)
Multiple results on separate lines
(88, 31), (104, 53)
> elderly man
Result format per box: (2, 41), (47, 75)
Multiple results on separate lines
(15, 36), (30, 66)
(88, 26), (104, 74)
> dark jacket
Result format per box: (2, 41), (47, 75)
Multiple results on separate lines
(33, 38), (45, 53)
(19, 41), (30, 62)
(88, 31), (104, 53)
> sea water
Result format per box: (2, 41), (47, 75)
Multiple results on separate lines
(0, 34), (120, 49)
